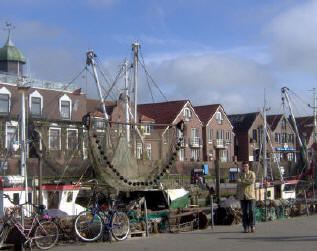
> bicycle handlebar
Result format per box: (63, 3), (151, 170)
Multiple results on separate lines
(3, 194), (46, 212)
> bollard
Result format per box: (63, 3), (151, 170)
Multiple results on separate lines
(144, 199), (149, 237)
(210, 195), (214, 231)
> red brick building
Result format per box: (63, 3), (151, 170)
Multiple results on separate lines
(194, 104), (234, 162)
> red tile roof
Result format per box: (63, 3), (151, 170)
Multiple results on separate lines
(138, 100), (188, 124)
(194, 104), (220, 124)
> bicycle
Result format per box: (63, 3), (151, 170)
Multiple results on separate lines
(74, 184), (130, 242)
(0, 194), (59, 250)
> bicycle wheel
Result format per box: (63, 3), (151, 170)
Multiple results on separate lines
(34, 220), (59, 250)
(111, 211), (130, 241)
(74, 211), (103, 242)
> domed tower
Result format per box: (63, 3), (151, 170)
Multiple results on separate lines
(0, 23), (26, 75)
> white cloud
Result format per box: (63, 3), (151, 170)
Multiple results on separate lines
(134, 52), (277, 113)
(265, 0), (317, 74)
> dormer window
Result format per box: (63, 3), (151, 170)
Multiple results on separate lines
(0, 87), (11, 114)
(143, 124), (153, 135)
(59, 94), (72, 120)
(216, 111), (223, 124)
(184, 108), (191, 121)
(29, 90), (43, 116)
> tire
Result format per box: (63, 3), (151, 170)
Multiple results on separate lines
(111, 212), (130, 241)
(34, 220), (59, 250)
(74, 211), (103, 242)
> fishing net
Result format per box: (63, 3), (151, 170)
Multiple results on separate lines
(86, 115), (183, 193)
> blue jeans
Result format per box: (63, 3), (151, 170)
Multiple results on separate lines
(240, 199), (255, 229)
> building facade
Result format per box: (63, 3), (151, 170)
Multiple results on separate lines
(194, 104), (234, 162)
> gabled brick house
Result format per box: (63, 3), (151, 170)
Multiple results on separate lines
(194, 104), (234, 162)
(267, 114), (296, 162)
(228, 112), (265, 162)
(138, 100), (203, 162)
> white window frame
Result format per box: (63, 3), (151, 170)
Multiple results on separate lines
(146, 143), (152, 160)
(59, 94), (72, 120)
(208, 129), (213, 143)
(66, 129), (78, 150)
(184, 108), (191, 121)
(143, 124), (152, 135)
(29, 90), (43, 116)
(5, 121), (19, 149)
(216, 111), (223, 124)
(191, 149), (199, 161)
(0, 87), (11, 113)
(49, 127), (61, 150)
(179, 149), (185, 161)
(137, 143), (142, 159)
(220, 149), (228, 162)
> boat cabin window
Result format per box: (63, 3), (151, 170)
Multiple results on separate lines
(67, 192), (73, 202)
(283, 184), (296, 191)
(13, 193), (19, 205)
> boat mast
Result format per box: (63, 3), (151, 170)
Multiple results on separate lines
(124, 60), (130, 143)
(132, 43), (140, 155)
(132, 43), (140, 125)
(86, 51), (109, 121)
(281, 87), (303, 148)
(262, 89), (268, 180)
(313, 88), (317, 144)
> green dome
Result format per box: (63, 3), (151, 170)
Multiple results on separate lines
(0, 39), (25, 63)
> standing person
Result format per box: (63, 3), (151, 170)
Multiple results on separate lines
(237, 161), (256, 233)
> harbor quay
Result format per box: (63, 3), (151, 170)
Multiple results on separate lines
(51, 214), (317, 251)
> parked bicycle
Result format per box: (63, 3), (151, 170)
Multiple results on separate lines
(74, 182), (130, 242)
(0, 194), (59, 250)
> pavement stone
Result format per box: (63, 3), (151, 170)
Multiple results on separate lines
(51, 214), (317, 251)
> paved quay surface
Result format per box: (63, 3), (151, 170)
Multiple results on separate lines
(52, 215), (317, 251)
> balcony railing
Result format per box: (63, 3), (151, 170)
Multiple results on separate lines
(215, 139), (225, 148)
(189, 137), (200, 147)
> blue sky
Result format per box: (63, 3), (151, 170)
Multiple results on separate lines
(1, 0), (316, 116)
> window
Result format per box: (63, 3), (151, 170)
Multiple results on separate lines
(216, 130), (224, 139)
(220, 149), (228, 162)
(184, 108), (191, 121)
(29, 90), (43, 116)
(13, 193), (19, 205)
(191, 128), (199, 145)
(282, 133), (287, 143)
(61, 101), (70, 119)
(208, 129), (213, 143)
(5, 121), (19, 149)
(179, 149), (185, 161)
(49, 128), (61, 150)
(281, 119), (286, 130)
(289, 134), (294, 144)
(252, 129), (257, 142)
(0, 87), (11, 113)
(0, 94), (9, 113)
(31, 97), (41, 116)
(226, 131), (231, 140)
(146, 144), (152, 159)
(67, 129), (78, 150)
(67, 192), (73, 202)
(216, 111), (223, 124)
(191, 149), (199, 161)
(137, 143), (142, 159)
(93, 118), (106, 129)
(59, 94), (72, 120)
(275, 133), (280, 143)
(287, 153), (294, 161)
(143, 125), (153, 135)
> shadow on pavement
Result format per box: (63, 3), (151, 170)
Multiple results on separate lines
(220, 236), (317, 242)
